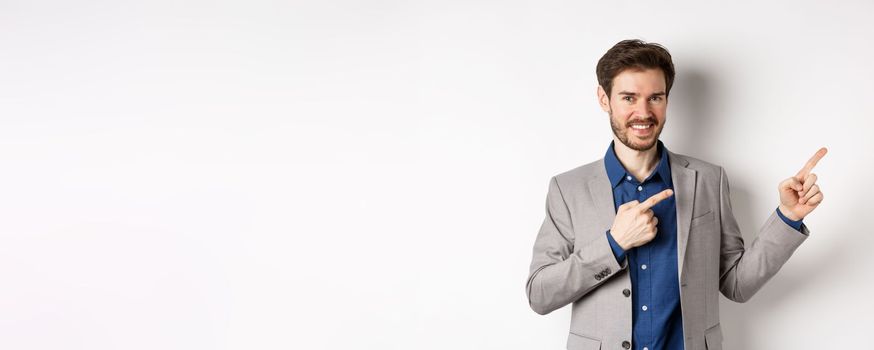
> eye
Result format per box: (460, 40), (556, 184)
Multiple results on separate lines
(622, 96), (633, 102)
(649, 96), (663, 102)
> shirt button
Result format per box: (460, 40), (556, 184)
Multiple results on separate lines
(643, 347), (649, 350)
(642, 305), (648, 311)
(626, 175), (632, 181)
(637, 185), (643, 191)
(641, 264), (647, 270)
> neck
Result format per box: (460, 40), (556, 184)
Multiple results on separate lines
(613, 137), (660, 182)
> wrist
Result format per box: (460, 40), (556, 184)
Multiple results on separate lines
(609, 230), (629, 251)
(778, 204), (802, 221)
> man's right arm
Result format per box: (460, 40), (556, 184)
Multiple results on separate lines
(525, 177), (627, 315)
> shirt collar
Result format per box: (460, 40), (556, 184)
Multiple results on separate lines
(604, 140), (672, 188)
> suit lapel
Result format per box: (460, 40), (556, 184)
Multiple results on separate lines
(669, 151), (696, 284)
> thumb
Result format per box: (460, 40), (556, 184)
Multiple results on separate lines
(779, 177), (803, 192)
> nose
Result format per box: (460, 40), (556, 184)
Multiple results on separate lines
(634, 99), (652, 119)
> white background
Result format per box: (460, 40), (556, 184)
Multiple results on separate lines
(1, 0), (872, 349)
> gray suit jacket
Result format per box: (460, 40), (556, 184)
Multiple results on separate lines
(526, 150), (808, 350)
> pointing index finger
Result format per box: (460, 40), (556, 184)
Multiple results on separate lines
(638, 189), (674, 211)
(796, 147), (828, 179)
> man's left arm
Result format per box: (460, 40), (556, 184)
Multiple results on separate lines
(717, 148), (826, 302)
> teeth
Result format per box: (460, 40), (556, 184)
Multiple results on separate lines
(631, 124), (651, 130)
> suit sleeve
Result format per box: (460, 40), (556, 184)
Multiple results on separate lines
(525, 177), (626, 315)
(717, 167), (808, 303)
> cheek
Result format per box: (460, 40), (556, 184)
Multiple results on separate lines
(610, 102), (633, 116)
(655, 106), (668, 121)
(647, 103), (666, 118)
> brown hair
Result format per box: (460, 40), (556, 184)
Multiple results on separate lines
(596, 39), (675, 98)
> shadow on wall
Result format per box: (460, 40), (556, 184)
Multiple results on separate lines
(667, 67), (719, 156)
(672, 68), (850, 349)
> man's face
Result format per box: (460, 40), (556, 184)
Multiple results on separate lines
(598, 68), (668, 151)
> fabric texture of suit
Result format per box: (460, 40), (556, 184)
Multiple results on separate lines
(525, 150), (808, 350)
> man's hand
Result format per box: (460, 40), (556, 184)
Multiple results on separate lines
(610, 189), (674, 250)
(778, 147), (827, 221)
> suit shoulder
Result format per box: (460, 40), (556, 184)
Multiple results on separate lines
(551, 159), (603, 188)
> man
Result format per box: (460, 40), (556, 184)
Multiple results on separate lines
(525, 39), (826, 350)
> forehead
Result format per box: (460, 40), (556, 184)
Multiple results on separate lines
(611, 68), (666, 93)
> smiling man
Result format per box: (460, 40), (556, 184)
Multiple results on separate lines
(525, 39), (826, 350)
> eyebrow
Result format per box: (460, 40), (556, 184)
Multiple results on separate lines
(617, 91), (667, 97)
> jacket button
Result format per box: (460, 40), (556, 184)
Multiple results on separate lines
(604, 268), (611, 275)
(622, 289), (631, 297)
(622, 340), (631, 349)
(594, 274), (602, 281)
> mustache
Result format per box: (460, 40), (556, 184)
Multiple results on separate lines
(626, 117), (658, 126)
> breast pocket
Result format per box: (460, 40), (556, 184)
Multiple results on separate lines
(567, 332), (601, 350)
(690, 210), (715, 228)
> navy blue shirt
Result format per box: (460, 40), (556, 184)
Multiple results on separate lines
(603, 140), (802, 350)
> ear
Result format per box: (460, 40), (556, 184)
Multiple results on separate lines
(597, 85), (610, 113)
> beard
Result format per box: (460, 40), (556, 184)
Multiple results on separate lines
(609, 109), (662, 151)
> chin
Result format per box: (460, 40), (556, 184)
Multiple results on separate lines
(631, 142), (657, 151)
(624, 136), (658, 151)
